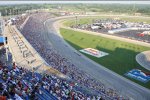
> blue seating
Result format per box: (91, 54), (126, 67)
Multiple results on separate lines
(36, 93), (46, 100)
(0, 78), (4, 83)
(40, 88), (58, 100)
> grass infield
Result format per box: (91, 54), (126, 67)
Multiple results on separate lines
(60, 28), (150, 89)
(63, 16), (150, 27)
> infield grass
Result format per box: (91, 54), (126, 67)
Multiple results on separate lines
(60, 28), (150, 89)
(63, 16), (150, 27)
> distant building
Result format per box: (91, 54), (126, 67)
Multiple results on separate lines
(134, 13), (141, 16)
(59, 11), (69, 16)
(85, 12), (97, 15)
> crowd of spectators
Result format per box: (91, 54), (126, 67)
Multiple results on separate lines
(15, 15), (28, 27)
(71, 19), (150, 43)
(0, 60), (105, 100)
(15, 12), (127, 100)
(0, 48), (105, 100)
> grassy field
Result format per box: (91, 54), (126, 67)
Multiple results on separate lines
(121, 17), (150, 23)
(63, 16), (150, 27)
(63, 16), (110, 26)
(60, 28), (150, 89)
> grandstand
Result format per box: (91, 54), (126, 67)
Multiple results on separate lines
(18, 12), (123, 99)
(0, 12), (122, 100)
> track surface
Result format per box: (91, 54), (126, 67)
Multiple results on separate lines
(43, 16), (150, 100)
(136, 51), (150, 71)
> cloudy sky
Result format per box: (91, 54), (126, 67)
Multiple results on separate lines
(0, 1), (150, 5)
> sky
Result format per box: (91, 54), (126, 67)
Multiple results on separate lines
(0, 1), (150, 5)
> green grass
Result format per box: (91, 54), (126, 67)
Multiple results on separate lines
(121, 17), (150, 23)
(63, 16), (150, 27)
(63, 16), (110, 26)
(60, 28), (150, 89)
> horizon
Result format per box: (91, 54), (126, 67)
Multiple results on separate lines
(0, 1), (150, 5)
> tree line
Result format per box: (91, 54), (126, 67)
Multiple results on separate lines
(0, 4), (150, 16)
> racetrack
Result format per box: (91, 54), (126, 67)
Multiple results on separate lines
(43, 15), (150, 100)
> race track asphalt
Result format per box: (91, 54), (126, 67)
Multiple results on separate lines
(43, 16), (150, 100)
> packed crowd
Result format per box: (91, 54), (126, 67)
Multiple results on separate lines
(17, 12), (127, 100)
(71, 19), (150, 43)
(15, 15), (28, 28)
(0, 48), (104, 100)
